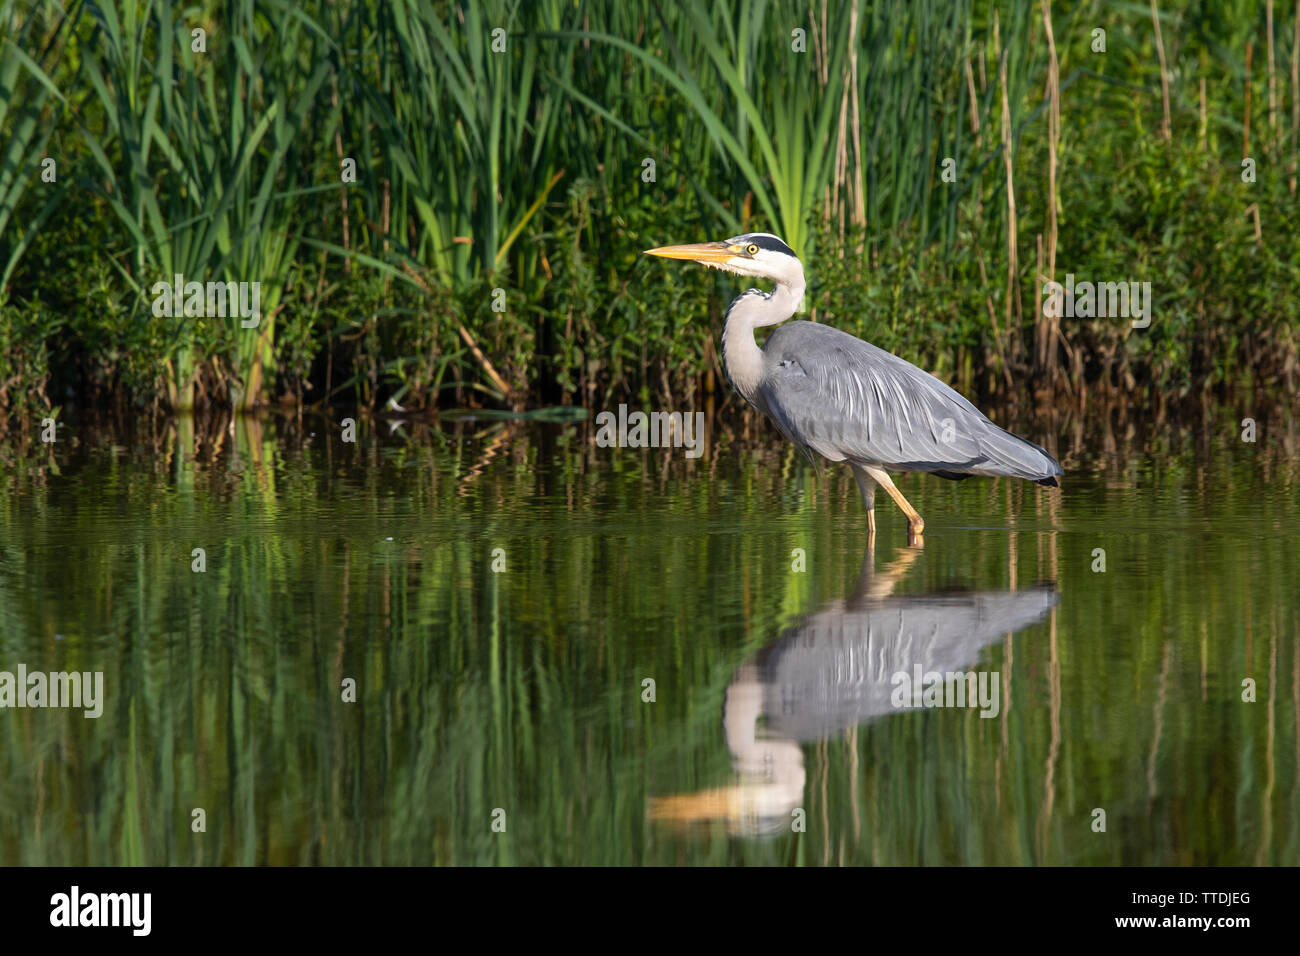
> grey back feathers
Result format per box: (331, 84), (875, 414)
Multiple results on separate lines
(756, 321), (1062, 483)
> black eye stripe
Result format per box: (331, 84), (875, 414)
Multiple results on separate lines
(737, 234), (795, 257)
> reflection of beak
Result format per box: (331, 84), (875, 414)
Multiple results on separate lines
(648, 787), (740, 824)
(648, 774), (806, 836)
(644, 241), (738, 264)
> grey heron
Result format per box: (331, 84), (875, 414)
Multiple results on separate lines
(645, 233), (1063, 537)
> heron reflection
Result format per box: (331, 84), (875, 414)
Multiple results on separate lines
(649, 548), (1058, 836)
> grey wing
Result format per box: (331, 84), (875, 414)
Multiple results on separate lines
(758, 321), (1061, 480)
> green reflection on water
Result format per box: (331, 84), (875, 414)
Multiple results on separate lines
(0, 413), (1297, 865)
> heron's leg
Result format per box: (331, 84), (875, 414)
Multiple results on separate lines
(850, 464), (878, 535)
(862, 465), (924, 536)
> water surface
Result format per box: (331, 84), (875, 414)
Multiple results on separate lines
(1, 409), (1297, 865)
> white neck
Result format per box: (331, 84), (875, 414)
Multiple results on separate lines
(721, 279), (804, 405)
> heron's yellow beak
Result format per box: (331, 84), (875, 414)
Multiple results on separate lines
(643, 241), (741, 264)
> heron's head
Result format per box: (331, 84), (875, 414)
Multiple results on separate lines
(645, 232), (804, 287)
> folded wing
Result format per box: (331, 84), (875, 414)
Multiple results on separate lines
(758, 321), (1062, 482)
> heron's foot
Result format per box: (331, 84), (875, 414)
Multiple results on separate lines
(908, 516), (925, 535)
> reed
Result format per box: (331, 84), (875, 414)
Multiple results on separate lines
(0, 1), (78, 293)
(0, 0), (1295, 425)
(73, 0), (338, 409)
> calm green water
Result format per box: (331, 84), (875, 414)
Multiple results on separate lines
(1, 410), (1297, 865)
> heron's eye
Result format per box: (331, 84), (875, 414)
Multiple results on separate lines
(746, 244), (759, 255)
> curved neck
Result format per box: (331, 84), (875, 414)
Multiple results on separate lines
(721, 279), (804, 405)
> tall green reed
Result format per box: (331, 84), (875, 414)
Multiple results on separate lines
(1, 0), (1296, 418)
(78, 0), (335, 409)
(0, 0), (77, 294)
